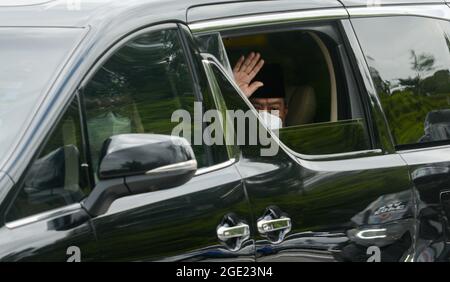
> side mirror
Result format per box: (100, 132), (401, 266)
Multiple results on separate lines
(419, 109), (450, 143)
(82, 134), (197, 216)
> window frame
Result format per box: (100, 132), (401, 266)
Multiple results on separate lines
(190, 14), (381, 161)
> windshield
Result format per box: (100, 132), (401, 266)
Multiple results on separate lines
(0, 27), (84, 165)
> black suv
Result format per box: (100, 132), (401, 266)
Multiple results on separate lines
(1, 0), (450, 262)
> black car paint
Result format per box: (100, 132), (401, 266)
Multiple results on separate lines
(0, 0), (449, 262)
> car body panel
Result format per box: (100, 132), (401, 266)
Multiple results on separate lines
(400, 148), (450, 261)
(91, 163), (255, 261)
(236, 150), (415, 262)
(0, 204), (97, 261)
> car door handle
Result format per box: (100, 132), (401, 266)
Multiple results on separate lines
(257, 217), (291, 234)
(217, 223), (250, 241)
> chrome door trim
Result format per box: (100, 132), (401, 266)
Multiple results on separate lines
(189, 8), (349, 33)
(297, 153), (406, 172)
(288, 148), (383, 161)
(399, 145), (450, 166)
(146, 160), (198, 175)
(195, 158), (236, 176)
(348, 4), (450, 21)
(5, 203), (82, 229)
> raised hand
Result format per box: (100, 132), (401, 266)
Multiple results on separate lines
(233, 52), (265, 98)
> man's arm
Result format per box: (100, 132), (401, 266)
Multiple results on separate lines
(233, 52), (265, 98)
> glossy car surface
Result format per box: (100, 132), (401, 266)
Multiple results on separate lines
(1, 0), (450, 262)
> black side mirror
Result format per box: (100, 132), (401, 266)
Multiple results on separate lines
(82, 134), (197, 216)
(419, 109), (450, 143)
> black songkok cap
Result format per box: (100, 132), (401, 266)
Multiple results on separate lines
(251, 64), (285, 99)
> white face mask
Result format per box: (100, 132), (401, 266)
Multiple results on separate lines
(258, 111), (283, 130)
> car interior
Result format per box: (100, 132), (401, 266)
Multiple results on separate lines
(198, 24), (372, 157)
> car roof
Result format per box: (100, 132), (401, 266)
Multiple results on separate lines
(0, 0), (238, 28)
(0, 0), (445, 28)
(187, 0), (446, 23)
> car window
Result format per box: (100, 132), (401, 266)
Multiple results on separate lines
(0, 28), (85, 166)
(6, 97), (90, 222)
(353, 16), (450, 149)
(83, 28), (225, 181)
(202, 26), (372, 156)
(207, 61), (267, 155)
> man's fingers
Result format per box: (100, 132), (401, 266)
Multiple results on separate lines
(246, 81), (264, 98)
(245, 52), (260, 73)
(241, 52), (255, 72)
(233, 55), (245, 73)
(249, 59), (265, 80)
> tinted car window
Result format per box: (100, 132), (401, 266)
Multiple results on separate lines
(6, 98), (90, 222)
(210, 61), (371, 156)
(0, 28), (84, 165)
(353, 16), (450, 148)
(83, 28), (214, 179)
(212, 27), (372, 156)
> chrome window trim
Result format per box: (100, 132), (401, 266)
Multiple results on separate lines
(189, 8), (349, 33)
(348, 4), (450, 21)
(398, 145), (450, 166)
(289, 148), (383, 162)
(397, 144), (450, 154)
(195, 158), (236, 176)
(147, 160), (198, 174)
(5, 203), (82, 229)
(299, 152), (406, 172)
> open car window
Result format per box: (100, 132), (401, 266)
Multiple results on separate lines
(195, 23), (373, 157)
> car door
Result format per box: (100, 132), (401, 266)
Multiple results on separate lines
(80, 23), (255, 262)
(194, 6), (418, 260)
(348, 4), (450, 261)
